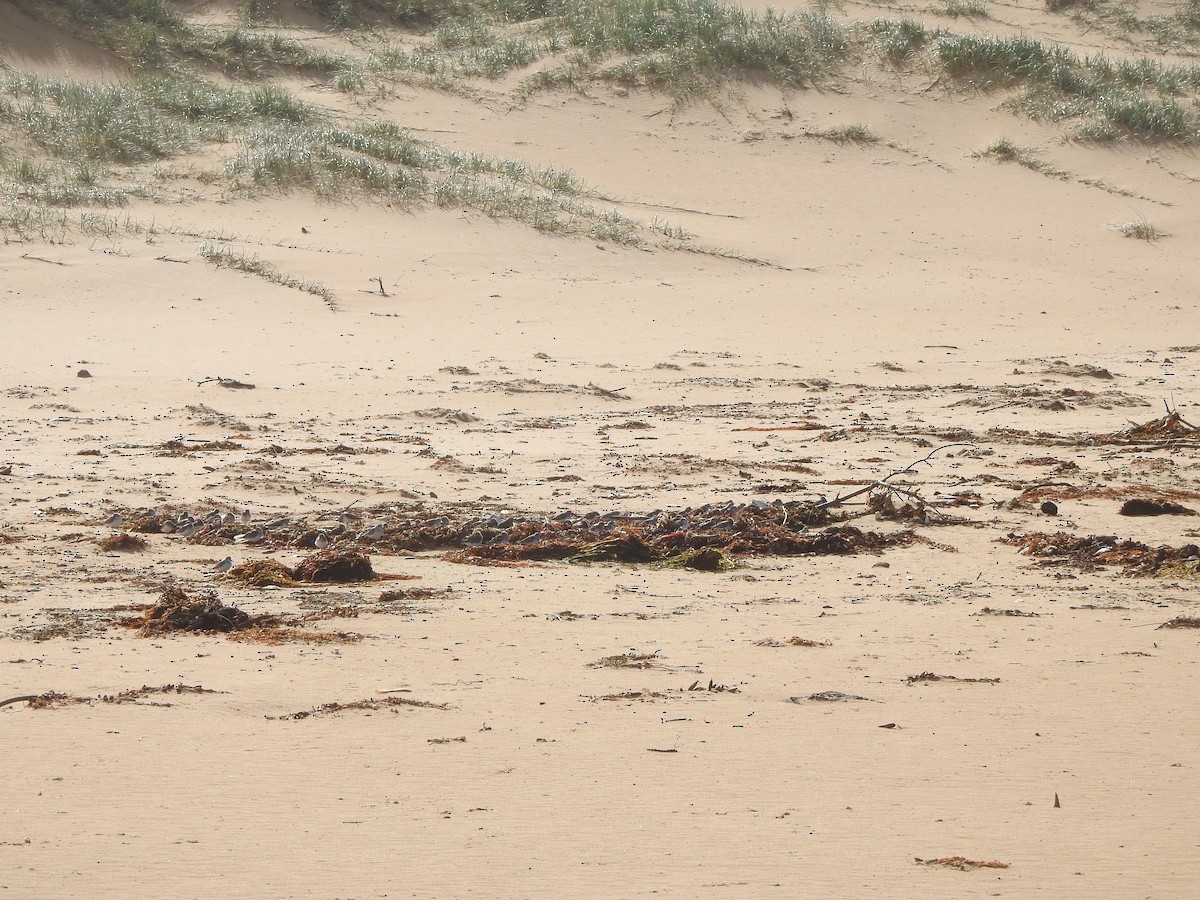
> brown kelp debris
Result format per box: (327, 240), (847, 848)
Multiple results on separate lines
(1119, 498), (1196, 517)
(272, 696), (448, 720)
(227, 559), (299, 587)
(589, 651), (663, 669)
(292, 550), (375, 583)
(297, 587), (445, 619)
(973, 607), (1040, 617)
(571, 535), (660, 564)
(754, 637), (832, 647)
(915, 857), (1009, 871)
(906, 672), (1000, 685)
(99, 684), (221, 703)
(130, 588), (269, 634)
(428, 736), (467, 744)
(660, 548), (736, 571)
(1015, 484), (1200, 506)
(1002, 532), (1200, 576)
(1158, 616), (1200, 629)
(96, 532), (148, 552)
(1094, 410), (1200, 444)
(25, 692), (89, 710)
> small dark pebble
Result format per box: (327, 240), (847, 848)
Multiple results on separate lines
(1041, 501), (1058, 516)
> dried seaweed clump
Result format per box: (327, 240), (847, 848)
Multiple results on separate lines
(293, 550), (375, 583)
(273, 696), (448, 720)
(571, 535), (661, 564)
(129, 587), (270, 635)
(1095, 410), (1200, 444)
(1003, 532), (1200, 577)
(660, 548), (736, 571)
(97, 532), (148, 552)
(228, 559), (299, 587)
(1158, 616), (1200, 629)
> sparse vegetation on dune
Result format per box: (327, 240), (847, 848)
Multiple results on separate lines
(4, 0), (1200, 255)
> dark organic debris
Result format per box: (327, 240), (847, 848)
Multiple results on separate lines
(25, 692), (89, 710)
(98, 683), (221, 703)
(571, 534), (660, 564)
(129, 587), (264, 634)
(1158, 616), (1200, 629)
(292, 550), (375, 583)
(273, 696), (448, 720)
(915, 857), (1009, 871)
(120, 587), (358, 644)
(227, 559), (299, 587)
(96, 532), (148, 552)
(1002, 532), (1200, 577)
(906, 672), (1000, 685)
(973, 607), (1040, 617)
(1119, 498), (1195, 517)
(97, 498), (928, 571)
(1095, 410), (1200, 444)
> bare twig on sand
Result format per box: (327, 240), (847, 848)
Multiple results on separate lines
(816, 443), (974, 511)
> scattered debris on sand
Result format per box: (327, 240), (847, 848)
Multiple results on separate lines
(1002, 532), (1200, 577)
(906, 672), (1001, 685)
(589, 651), (664, 669)
(915, 856), (1010, 871)
(973, 607), (1041, 617)
(272, 696), (449, 720)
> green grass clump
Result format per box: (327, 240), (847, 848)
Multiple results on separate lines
(0, 75), (318, 163)
(936, 0), (989, 19)
(865, 18), (928, 65)
(555, 0), (848, 88)
(973, 139), (1068, 177)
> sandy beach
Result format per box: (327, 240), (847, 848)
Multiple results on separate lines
(2, 1), (1199, 896)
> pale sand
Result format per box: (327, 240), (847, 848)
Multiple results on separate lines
(2, 1), (1199, 897)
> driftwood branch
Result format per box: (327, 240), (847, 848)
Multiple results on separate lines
(0, 695), (39, 709)
(816, 442), (974, 511)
